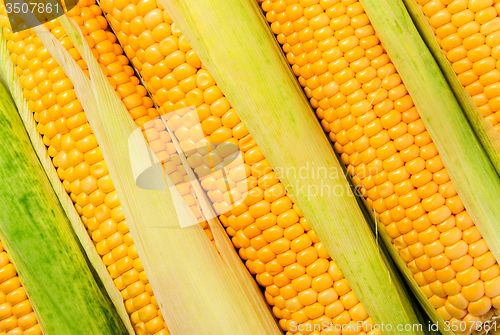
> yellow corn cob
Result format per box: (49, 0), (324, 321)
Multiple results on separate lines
(0, 240), (41, 335)
(257, 0), (500, 329)
(415, 0), (500, 134)
(0, 0), (209, 333)
(97, 0), (382, 333)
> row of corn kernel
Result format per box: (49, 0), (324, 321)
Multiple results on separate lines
(0, 241), (41, 335)
(416, 0), (500, 133)
(259, 0), (500, 331)
(96, 0), (215, 235)
(98, 0), (377, 334)
(0, 1), (174, 333)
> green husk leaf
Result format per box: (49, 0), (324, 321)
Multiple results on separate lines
(27, 11), (283, 335)
(0, 26), (135, 335)
(0, 61), (129, 335)
(403, 0), (500, 178)
(161, 0), (425, 333)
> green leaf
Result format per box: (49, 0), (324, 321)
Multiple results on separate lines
(0, 63), (129, 335)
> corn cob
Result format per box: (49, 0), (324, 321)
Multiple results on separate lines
(0, 2), (182, 333)
(0, 241), (41, 335)
(87, 0), (387, 333)
(257, 0), (500, 329)
(414, 0), (500, 134)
